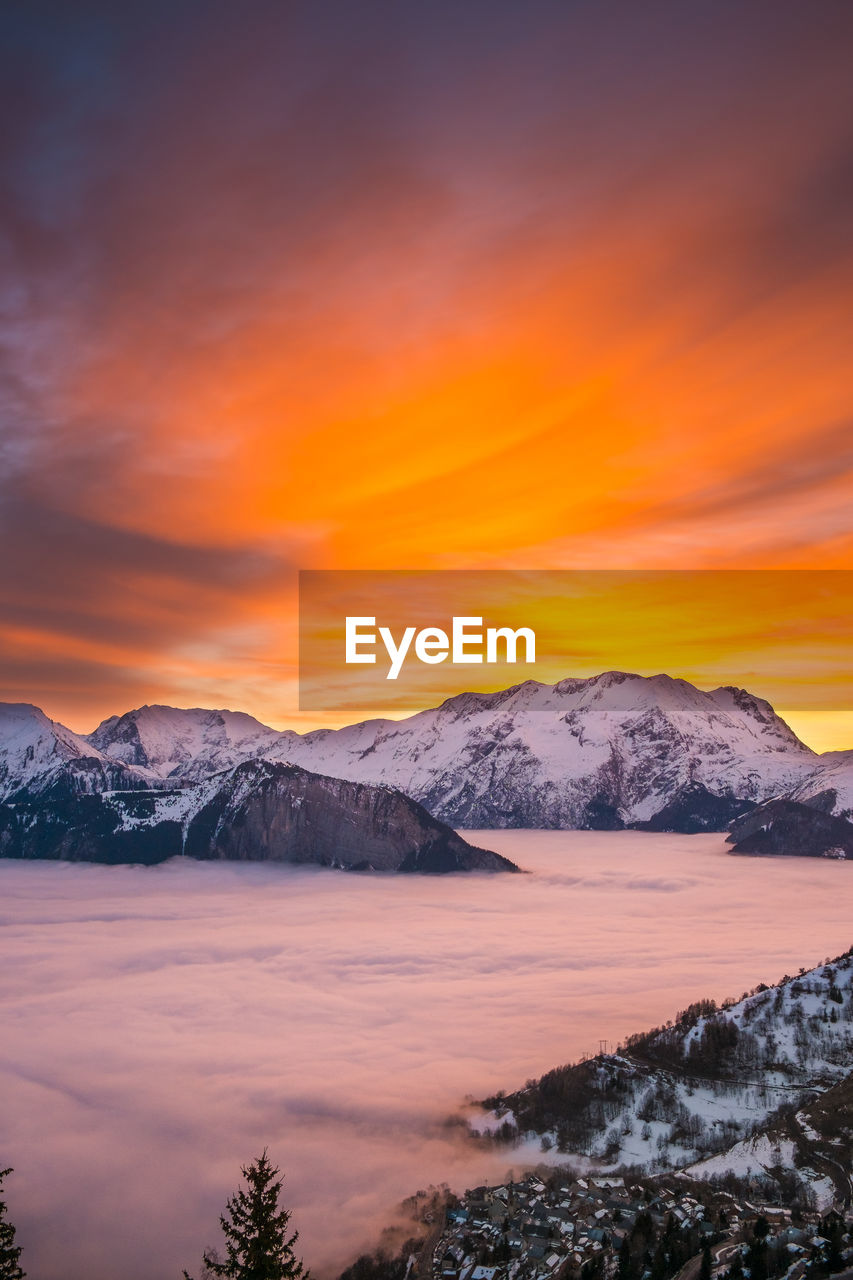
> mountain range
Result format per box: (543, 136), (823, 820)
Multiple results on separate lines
(1, 673), (851, 862)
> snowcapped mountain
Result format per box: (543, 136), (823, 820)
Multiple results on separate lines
(0, 675), (831, 831)
(263, 672), (821, 830)
(0, 757), (515, 874)
(476, 948), (853, 1205)
(0, 702), (147, 801)
(87, 704), (279, 781)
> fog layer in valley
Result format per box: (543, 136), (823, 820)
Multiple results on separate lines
(1, 832), (850, 1280)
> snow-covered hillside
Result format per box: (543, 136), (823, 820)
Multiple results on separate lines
(87, 705), (278, 781)
(0, 703), (145, 801)
(477, 949), (853, 1198)
(265, 672), (820, 829)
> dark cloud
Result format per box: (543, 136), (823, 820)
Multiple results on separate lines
(3, 0), (851, 349)
(0, 486), (293, 642)
(639, 133), (853, 335)
(754, 134), (853, 287)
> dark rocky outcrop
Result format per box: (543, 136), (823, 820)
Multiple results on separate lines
(0, 760), (517, 874)
(727, 798), (853, 858)
(182, 760), (516, 872)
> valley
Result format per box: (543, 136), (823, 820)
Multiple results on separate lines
(0, 831), (850, 1280)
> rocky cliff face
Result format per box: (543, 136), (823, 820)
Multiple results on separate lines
(181, 760), (516, 871)
(0, 759), (517, 874)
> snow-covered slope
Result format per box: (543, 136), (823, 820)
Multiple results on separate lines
(477, 950), (853, 1193)
(684, 1068), (853, 1209)
(0, 703), (146, 801)
(264, 672), (820, 829)
(784, 751), (853, 822)
(684, 1125), (837, 1210)
(87, 705), (279, 782)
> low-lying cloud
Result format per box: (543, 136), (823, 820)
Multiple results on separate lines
(1, 831), (851, 1279)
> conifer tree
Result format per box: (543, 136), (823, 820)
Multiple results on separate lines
(699, 1240), (712, 1280)
(618, 1235), (631, 1280)
(184, 1152), (308, 1280)
(0, 1168), (25, 1280)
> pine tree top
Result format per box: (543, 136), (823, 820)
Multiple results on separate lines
(0, 1167), (26, 1280)
(186, 1151), (309, 1280)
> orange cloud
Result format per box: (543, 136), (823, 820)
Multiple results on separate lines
(1, 2), (852, 735)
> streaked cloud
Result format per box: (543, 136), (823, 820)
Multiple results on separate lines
(0, 1), (851, 729)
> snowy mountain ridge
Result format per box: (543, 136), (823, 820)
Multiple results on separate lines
(0, 702), (147, 801)
(786, 751), (853, 822)
(87, 704), (279, 781)
(262, 672), (822, 829)
(1, 674), (849, 832)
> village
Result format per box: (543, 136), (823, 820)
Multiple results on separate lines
(422, 1171), (853, 1280)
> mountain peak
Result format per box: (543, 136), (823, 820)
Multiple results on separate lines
(0, 700), (52, 726)
(87, 703), (278, 780)
(0, 702), (144, 802)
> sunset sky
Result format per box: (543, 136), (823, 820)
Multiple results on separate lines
(1, 1), (851, 746)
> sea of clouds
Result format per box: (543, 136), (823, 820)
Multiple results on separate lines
(1, 831), (850, 1279)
